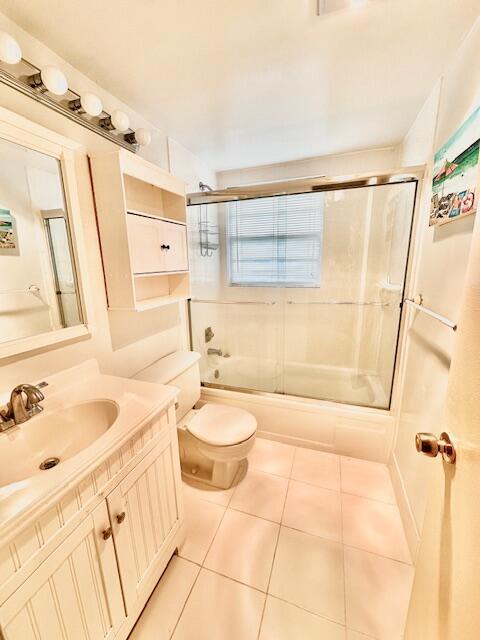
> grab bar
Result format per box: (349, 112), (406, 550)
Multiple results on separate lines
(191, 299), (277, 305)
(286, 300), (388, 306)
(404, 296), (457, 331)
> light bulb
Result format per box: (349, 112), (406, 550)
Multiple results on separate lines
(41, 66), (68, 95)
(111, 110), (130, 132)
(80, 92), (103, 116)
(135, 128), (151, 146)
(0, 31), (21, 64)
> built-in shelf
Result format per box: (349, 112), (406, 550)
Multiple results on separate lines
(89, 149), (190, 311)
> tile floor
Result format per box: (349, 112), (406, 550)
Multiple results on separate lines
(129, 438), (414, 640)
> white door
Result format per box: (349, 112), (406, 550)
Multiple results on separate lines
(106, 434), (180, 614)
(158, 220), (188, 272)
(127, 213), (164, 274)
(405, 212), (480, 638)
(0, 501), (125, 640)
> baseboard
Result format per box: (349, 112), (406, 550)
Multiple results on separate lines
(389, 454), (420, 562)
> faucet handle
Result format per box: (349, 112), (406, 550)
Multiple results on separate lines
(23, 384), (44, 412)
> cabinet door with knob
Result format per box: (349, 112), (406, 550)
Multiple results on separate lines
(158, 220), (188, 272)
(0, 501), (125, 640)
(106, 434), (181, 614)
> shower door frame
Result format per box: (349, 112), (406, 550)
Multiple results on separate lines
(186, 167), (424, 411)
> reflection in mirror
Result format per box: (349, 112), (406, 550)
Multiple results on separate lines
(0, 136), (82, 345)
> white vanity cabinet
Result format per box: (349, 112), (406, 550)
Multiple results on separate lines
(0, 501), (125, 640)
(0, 402), (184, 640)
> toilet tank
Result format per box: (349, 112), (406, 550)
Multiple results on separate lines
(133, 351), (202, 421)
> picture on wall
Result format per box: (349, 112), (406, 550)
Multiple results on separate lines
(0, 208), (18, 253)
(430, 106), (480, 226)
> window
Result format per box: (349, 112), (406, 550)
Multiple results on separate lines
(227, 192), (324, 287)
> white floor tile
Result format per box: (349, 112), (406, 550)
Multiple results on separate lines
(129, 556), (199, 640)
(291, 448), (341, 491)
(182, 476), (236, 507)
(259, 596), (346, 640)
(282, 480), (342, 542)
(204, 509), (279, 591)
(340, 457), (396, 504)
(345, 546), (414, 639)
(172, 568), (265, 640)
(178, 494), (225, 564)
(342, 493), (411, 563)
(230, 469), (288, 522)
(248, 438), (296, 477)
(269, 526), (345, 624)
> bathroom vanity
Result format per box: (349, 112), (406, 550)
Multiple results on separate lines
(0, 361), (185, 640)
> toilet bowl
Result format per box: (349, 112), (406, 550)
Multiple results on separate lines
(133, 351), (257, 489)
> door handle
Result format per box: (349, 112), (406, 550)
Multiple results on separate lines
(415, 432), (456, 464)
(160, 244), (171, 250)
(116, 511), (126, 524)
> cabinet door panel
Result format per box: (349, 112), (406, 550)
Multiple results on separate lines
(159, 221), (188, 272)
(127, 213), (164, 274)
(107, 435), (180, 613)
(0, 502), (125, 640)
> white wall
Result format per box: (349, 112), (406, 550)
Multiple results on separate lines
(0, 12), (213, 391)
(391, 20), (480, 558)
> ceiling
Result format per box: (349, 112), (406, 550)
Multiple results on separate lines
(0, 0), (478, 170)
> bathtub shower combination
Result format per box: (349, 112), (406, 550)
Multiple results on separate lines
(186, 172), (419, 411)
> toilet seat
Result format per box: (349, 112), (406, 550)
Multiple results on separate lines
(186, 403), (257, 447)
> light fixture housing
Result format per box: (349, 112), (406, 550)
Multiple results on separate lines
(0, 31), (22, 64)
(125, 127), (151, 146)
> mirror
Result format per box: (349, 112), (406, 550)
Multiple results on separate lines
(0, 136), (83, 346)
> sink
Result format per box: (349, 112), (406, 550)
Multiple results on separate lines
(0, 399), (119, 488)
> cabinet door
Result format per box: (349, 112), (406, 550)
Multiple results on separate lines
(107, 434), (180, 613)
(159, 220), (188, 272)
(0, 501), (125, 640)
(127, 213), (164, 274)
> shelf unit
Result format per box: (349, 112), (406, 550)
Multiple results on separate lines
(89, 149), (190, 311)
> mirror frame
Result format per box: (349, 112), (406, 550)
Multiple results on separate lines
(0, 105), (89, 359)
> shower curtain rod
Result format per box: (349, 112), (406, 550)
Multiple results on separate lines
(187, 166), (424, 206)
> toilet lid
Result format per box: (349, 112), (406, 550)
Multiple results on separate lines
(187, 403), (257, 446)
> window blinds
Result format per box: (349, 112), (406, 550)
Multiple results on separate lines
(227, 192), (324, 287)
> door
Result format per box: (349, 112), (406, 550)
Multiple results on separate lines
(0, 501), (125, 640)
(405, 212), (480, 638)
(159, 220), (188, 272)
(106, 434), (180, 613)
(127, 213), (164, 274)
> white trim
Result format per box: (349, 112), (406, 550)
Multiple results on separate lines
(0, 325), (90, 359)
(389, 453), (420, 562)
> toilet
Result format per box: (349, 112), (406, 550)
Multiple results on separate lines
(134, 351), (257, 489)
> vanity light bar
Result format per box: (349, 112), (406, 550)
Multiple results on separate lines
(0, 31), (151, 153)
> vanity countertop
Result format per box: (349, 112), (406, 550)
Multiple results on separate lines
(0, 359), (178, 545)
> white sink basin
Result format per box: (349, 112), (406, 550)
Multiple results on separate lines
(0, 399), (119, 488)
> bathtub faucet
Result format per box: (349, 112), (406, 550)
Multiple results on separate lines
(207, 348), (223, 356)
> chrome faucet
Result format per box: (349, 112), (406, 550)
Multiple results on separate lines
(0, 384), (45, 431)
(207, 348), (223, 356)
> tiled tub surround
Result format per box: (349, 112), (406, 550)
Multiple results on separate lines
(131, 438), (413, 640)
(0, 360), (185, 640)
